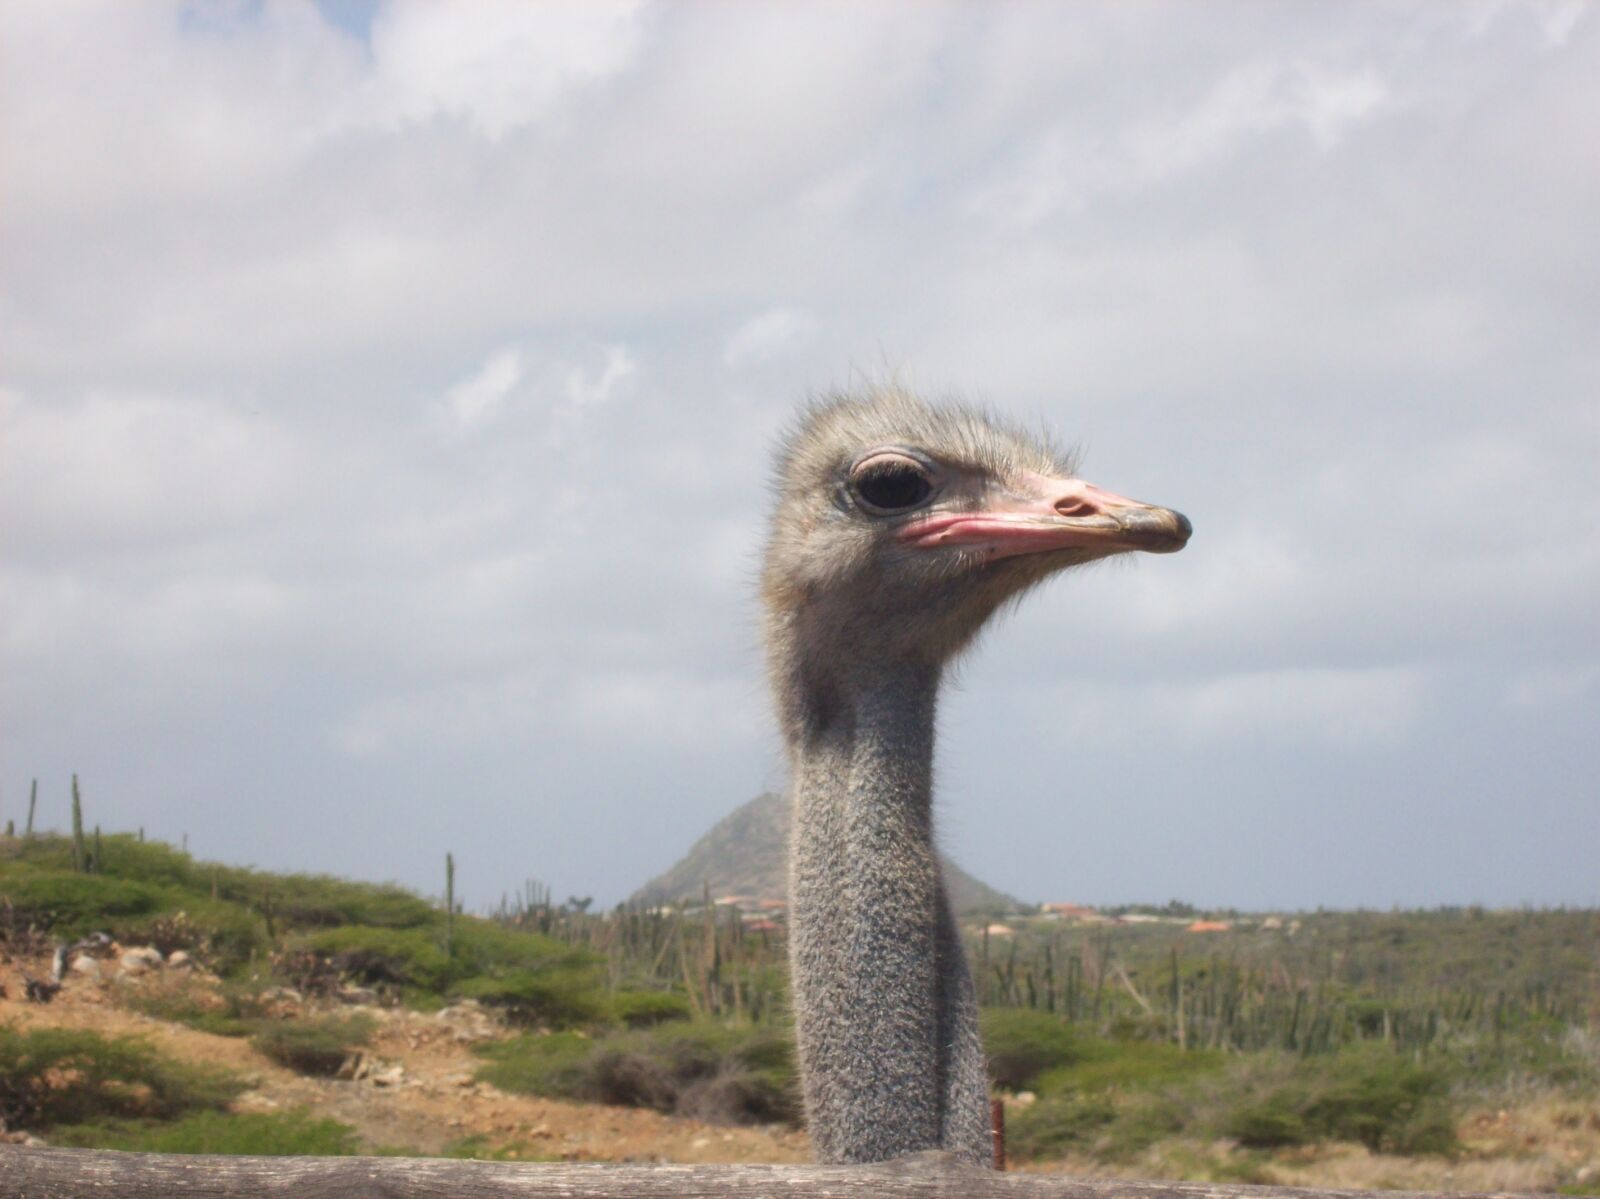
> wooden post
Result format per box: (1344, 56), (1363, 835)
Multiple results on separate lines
(991, 1097), (1006, 1171)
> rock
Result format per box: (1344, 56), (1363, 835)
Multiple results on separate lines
(336, 986), (378, 1006)
(166, 950), (193, 969)
(70, 956), (102, 981)
(120, 947), (164, 975)
(367, 1063), (404, 1087)
(259, 985), (303, 1006)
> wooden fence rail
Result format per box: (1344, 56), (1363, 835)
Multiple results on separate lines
(0, 1148), (1563, 1199)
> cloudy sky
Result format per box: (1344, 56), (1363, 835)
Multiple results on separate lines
(3, 1), (1596, 913)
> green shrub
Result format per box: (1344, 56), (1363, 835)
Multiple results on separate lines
(300, 926), (453, 992)
(1034, 1039), (1225, 1096)
(476, 1020), (798, 1126)
(613, 989), (692, 1028)
(452, 967), (609, 1029)
(1217, 1049), (1459, 1156)
(476, 1031), (595, 1098)
(980, 1009), (1090, 1092)
(1302, 1051), (1458, 1154)
(0, 870), (162, 935)
(449, 921), (596, 977)
(250, 1015), (374, 1077)
(1007, 1093), (1117, 1159)
(0, 1025), (240, 1131)
(50, 1109), (361, 1155)
(1225, 1097), (1311, 1148)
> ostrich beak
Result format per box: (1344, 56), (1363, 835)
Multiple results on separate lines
(901, 472), (1191, 561)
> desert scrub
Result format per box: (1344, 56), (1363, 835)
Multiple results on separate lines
(0, 868), (162, 935)
(476, 1020), (798, 1126)
(250, 1014), (374, 1077)
(451, 966), (609, 1029)
(124, 983), (274, 1039)
(49, 1109), (361, 1155)
(980, 1008), (1093, 1091)
(298, 925), (454, 992)
(0, 1025), (241, 1131)
(612, 989), (692, 1028)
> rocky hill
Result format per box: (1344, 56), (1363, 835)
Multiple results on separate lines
(630, 793), (1023, 915)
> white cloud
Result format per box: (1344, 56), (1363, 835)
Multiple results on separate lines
(359, 0), (649, 140)
(565, 344), (635, 408)
(722, 307), (819, 367)
(446, 347), (523, 427)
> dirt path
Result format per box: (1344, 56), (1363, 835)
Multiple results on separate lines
(1, 954), (809, 1163)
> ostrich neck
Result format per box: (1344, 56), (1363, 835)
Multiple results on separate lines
(786, 661), (991, 1165)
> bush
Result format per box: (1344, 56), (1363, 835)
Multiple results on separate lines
(613, 989), (692, 1028)
(0, 1025), (241, 1131)
(1225, 1097), (1310, 1148)
(0, 870), (162, 935)
(980, 1009), (1090, 1092)
(477, 1020), (798, 1126)
(1007, 1093), (1117, 1159)
(1302, 1052), (1458, 1154)
(250, 1015), (374, 1077)
(125, 983), (274, 1038)
(452, 967), (610, 1029)
(1034, 1039), (1225, 1096)
(1219, 1049), (1459, 1156)
(50, 1109), (361, 1155)
(475, 1031), (594, 1098)
(299, 926), (453, 992)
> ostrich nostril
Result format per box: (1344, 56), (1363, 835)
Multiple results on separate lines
(1055, 497), (1097, 518)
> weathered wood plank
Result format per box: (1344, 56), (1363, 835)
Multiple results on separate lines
(0, 1147), (1563, 1199)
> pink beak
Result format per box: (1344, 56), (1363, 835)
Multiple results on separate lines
(899, 472), (1191, 561)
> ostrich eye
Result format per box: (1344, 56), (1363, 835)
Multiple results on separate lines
(851, 455), (935, 514)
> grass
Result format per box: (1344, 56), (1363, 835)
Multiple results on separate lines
(0, 1024), (241, 1131)
(250, 1014), (375, 1076)
(476, 1019), (798, 1126)
(49, 1109), (361, 1155)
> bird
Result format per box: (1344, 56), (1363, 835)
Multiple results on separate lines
(761, 385), (1190, 1166)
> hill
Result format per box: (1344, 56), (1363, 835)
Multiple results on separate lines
(630, 793), (1024, 915)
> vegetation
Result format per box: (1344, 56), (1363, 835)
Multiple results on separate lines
(0, 1025), (241, 1132)
(49, 1109), (361, 1155)
(4, 819), (1597, 1171)
(250, 1014), (375, 1076)
(476, 1019), (797, 1125)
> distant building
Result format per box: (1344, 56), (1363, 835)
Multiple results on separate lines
(1041, 903), (1099, 921)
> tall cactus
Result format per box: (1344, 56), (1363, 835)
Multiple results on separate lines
(444, 852), (456, 958)
(71, 774), (86, 873)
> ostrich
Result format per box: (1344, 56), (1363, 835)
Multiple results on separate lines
(762, 386), (1190, 1165)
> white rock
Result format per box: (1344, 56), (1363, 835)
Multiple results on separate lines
(166, 950), (193, 969)
(70, 956), (102, 980)
(120, 947), (164, 974)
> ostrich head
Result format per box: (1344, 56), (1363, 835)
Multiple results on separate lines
(763, 386), (1190, 737)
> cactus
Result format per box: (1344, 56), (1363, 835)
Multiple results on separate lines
(444, 852), (456, 958)
(71, 774), (86, 872)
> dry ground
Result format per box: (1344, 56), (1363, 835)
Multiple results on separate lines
(4, 951), (1596, 1188)
(0, 952), (807, 1163)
